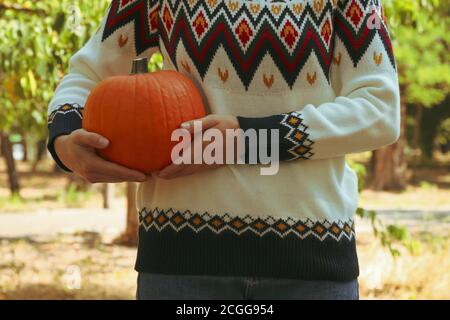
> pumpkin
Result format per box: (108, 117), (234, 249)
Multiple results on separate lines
(82, 59), (207, 173)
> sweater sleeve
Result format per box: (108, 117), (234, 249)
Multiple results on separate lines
(237, 0), (400, 162)
(47, 0), (161, 172)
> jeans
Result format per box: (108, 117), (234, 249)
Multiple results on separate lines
(136, 273), (359, 300)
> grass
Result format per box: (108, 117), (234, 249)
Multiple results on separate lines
(0, 158), (449, 299)
(0, 230), (448, 300)
(0, 234), (137, 300)
(359, 184), (450, 210)
(0, 160), (127, 212)
(358, 231), (449, 299)
(1, 159), (449, 213)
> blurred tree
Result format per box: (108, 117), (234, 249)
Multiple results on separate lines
(419, 96), (450, 162)
(0, 0), (163, 242)
(0, 134), (20, 195)
(114, 183), (139, 246)
(371, 0), (450, 190)
(0, 0), (110, 194)
(102, 184), (115, 209)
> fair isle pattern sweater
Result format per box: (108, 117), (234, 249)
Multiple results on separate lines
(48, 0), (400, 281)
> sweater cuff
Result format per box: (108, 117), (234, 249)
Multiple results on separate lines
(237, 112), (314, 162)
(47, 104), (84, 172)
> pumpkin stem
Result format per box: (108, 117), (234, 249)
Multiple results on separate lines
(131, 58), (149, 74)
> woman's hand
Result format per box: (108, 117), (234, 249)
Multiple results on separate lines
(54, 129), (147, 183)
(157, 115), (241, 180)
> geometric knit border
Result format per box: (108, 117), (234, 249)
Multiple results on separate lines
(138, 207), (355, 241)
(47, 103), (84, 125)
(280, 112), (315, 160)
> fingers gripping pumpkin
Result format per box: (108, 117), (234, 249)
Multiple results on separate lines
(82, 58), (207, 173)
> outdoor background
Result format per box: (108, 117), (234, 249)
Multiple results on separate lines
(0, 0), (449, 300)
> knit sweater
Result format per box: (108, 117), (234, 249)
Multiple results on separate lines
(48, 0), (400, 281)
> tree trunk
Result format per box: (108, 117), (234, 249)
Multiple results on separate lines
(412, 105), (423, 150)
(53, 162), (61, 173)
(101, 183), (115, 209)
(65, 172), (90, 192)
(420, 96), (450, 162)
(410, 105), (423, 184)
(22, 135), (28, 162)
(1, 134), (20, 195)
(114, 182), (139, 246)
(31, 139), (47, 172)
(370, 102), (408, 191)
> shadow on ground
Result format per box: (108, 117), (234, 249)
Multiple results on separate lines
(1, 283), (133, 300)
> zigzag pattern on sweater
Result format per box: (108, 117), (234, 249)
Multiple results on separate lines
(102, 0), (395, 89)
(138, 207), (356, 241)
(335, 0), (395, 68)
(102, 0), (161, 55)
(160, 0), (336, 89)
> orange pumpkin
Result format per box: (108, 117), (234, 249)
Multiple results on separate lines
(82, 61), (207, 173)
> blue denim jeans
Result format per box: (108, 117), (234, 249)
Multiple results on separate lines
(136, 273), (359, 300)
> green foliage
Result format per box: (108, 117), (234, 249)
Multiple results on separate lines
(349, 158), (422, 257)
(0, 0), (110, 136)
(149, 53), (164, 72)
(384, 0), (450, 107)
(347, 158), (367, 192)
(0, 0), (163, 139)
(58, 183), (93, 208)
(437, 117), (450, 147)
(356, 207), (423, 257)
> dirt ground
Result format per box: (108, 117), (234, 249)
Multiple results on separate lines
(1, 160), (450, 213)
(0, 159), (449, 300)
(0, 230), (448, 300)
(359, 165), (450, 210)
(0, 232), (137, 300)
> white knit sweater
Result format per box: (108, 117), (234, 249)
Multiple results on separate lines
(48, 0), (400, 280)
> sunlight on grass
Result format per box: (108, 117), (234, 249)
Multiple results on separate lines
(0, 231), (448, 300)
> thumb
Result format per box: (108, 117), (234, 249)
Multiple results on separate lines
(74, 130), (109, 149)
